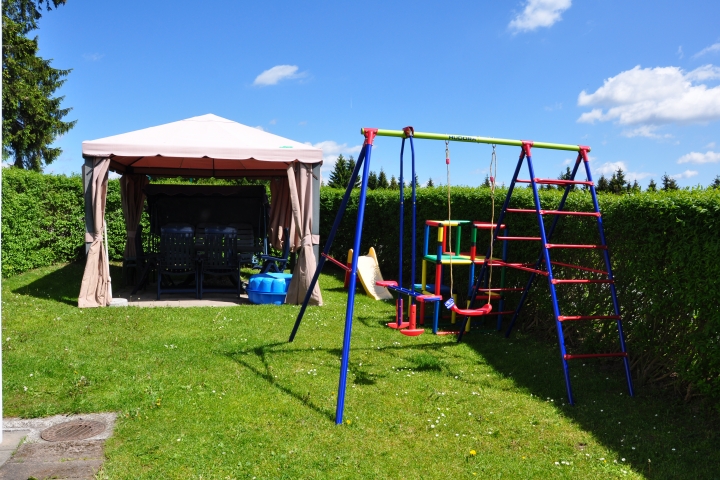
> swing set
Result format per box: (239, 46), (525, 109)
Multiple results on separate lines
(289, 127), (634, 424)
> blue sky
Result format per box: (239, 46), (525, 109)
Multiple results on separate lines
(34, 0), (720, 187)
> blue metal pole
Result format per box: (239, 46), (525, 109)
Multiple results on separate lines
(497, 227), (509, 331)
(581, 156), (635, 397)
(399, 139), (405, 292)
(526, 152), (574, 405)
(288, 146), (367, 342)
(336, 142), (374, 424)
(410, 136), (417, 297)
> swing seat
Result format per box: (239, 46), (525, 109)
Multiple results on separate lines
(450, 303), (493, 317)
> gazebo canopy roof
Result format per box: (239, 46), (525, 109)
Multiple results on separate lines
(82, 114), (323, 178)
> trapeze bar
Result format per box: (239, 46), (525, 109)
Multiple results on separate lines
(360, 128), (588, 152)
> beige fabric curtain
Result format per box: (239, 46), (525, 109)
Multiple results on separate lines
(285, 163), (322, 306)
(120, 174), (149, 258)
(78, 158), (111, 308)
(268, 176), (292, 251)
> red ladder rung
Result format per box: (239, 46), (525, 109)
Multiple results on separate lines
(476, 287), (525, 292)
(505, 208), (600, 217)
(516, 178), (593, 186)
(558, 315), (621, 322)
(321, 253), (352, 272)
(545, 260), (609, 275)
(552, 279), (615, 284)
(563, 352), (628, 360)
(545, 244), (607, 250)
(485, 260), (549, 276)
(473, 222), (506, 230)
(496, 236), (542, 241)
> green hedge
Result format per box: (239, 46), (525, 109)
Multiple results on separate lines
(1, 168), (126, 277)
(2, 169), (718, 407)
(320, 186), (720, 406)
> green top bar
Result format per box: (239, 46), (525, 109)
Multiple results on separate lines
(361, 128), (588, 152)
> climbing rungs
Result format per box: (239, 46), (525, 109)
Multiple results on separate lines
(516, 178), (593, 186)
(552, 279), (614, 284)
(506, 208), (600, 217)
(496, 236), (542, 241)
(545, 244), (607, 250)
(563, 352), (628, 360)
(545, 260), (608, 275)
(558, 315), (621, 322)
(485, 260), (549, 276)
(473, 222), (506, 230)
(476, 287), (524, 292)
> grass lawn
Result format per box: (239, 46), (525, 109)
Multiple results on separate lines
(3, 263), (719, 479)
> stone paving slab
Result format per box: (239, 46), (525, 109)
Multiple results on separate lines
(0, 413), (116, 480)
(0, 440), (104, 480)
(0, 431), (30, 467)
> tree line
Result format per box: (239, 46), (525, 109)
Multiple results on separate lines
(324, 154), (435, 190)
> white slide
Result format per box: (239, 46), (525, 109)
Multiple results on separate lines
(354, 247), (393, 300)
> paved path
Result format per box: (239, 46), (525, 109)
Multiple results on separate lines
(0, 413), (116, 480)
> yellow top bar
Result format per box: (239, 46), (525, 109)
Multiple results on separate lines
(361, 128), (589, 152)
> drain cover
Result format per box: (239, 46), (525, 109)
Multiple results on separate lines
(40, 420), (106, 442)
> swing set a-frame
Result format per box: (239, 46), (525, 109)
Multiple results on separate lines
(289, 127), (634, 425)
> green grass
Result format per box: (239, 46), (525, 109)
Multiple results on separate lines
(3, 263), (719, 479)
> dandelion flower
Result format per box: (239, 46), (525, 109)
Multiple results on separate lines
(470, 450), (476, 456)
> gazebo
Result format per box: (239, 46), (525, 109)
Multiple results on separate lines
(78, 114), (323, 308)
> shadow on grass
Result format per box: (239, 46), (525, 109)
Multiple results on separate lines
(459, 318), (720, 479)
(223, 340), (454, 421)
(8, 262), (118, 307)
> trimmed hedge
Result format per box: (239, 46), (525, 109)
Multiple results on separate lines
(1, 168), (126, 277)
(320, 186), (720, 406)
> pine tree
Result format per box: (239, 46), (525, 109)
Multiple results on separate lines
(558, 166), (575, 191)
(647, 179), (657, 192)
(627, 180), (640, 193)
(596, 175), (609, 192)
(327, 154), (349, 188)
(608, 168), (628, 194)
(661, 173), (679, 191)
(426, 177), (434, 188)
(389, 175), (399, 190)
(710, 175), (720, 189)
(378, 168), (389, 189)
(2, 0), (75, 170)
(414, 173), (420, 188)
(346, 156), (360, 188)
(482, 175), (491, 187)
(367, 171), (378, 190)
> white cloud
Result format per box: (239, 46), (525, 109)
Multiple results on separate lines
(621, 125), (672, 139)
(269, 119), (277, 125)
(677, 150), (720, 164)
(705, 141), (716, 149)
(253, 65), (306, 86)
(83, 53), (104, 61)
(677, 46), (684, 59)
(593, 161), (652, 181)
(306, 140), (363, 177)
(577, 65), (720, 126)
(254, 125), (265, 131)
(672, 170), (699, 179)
(692, 42), (720, 59)
(509, 0), (572, 33)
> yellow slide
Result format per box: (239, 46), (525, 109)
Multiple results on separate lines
(349, 247), (393, 300)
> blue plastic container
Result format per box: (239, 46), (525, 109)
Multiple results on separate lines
(247, 273), (293, 305)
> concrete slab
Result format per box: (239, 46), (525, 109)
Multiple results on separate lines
(115, 286), (250, 308)
(0, 431), (30, 466)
